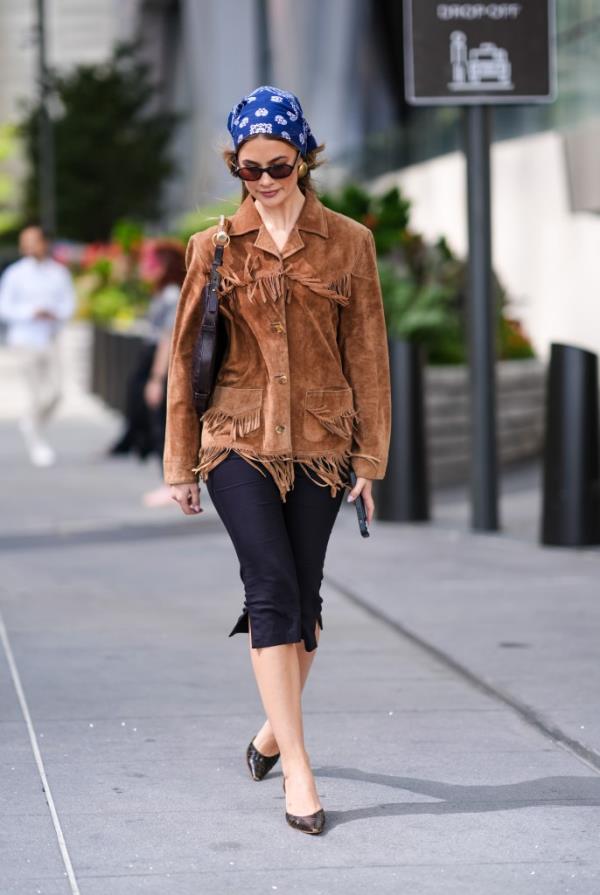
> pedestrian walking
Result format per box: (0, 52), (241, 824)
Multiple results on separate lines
(163, 86), (391, 835)
(107, 240), (186, 507)
(142, 241), (186, 506)
(0, 225), (76, 466)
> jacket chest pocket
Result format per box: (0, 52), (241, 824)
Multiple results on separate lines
(200, 385), (263, 441)
(303, 387), (359, 442)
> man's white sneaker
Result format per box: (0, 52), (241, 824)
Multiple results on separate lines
(18, 416), (37, 445)
(18, 418), (56, 466)
(30, 442), (56, 467)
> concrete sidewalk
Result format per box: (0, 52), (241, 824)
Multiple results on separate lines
(1, 413), (599, 894)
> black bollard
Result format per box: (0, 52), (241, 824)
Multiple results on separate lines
(541, 343), (600, 547)
(377, 337), (429, 522)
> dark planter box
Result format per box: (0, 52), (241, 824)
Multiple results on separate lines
(372, 354), (546, 517)
(425, 358), (545, 487)
(91, 323), (148, 413)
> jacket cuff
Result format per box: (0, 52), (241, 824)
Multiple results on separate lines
(351, 454), (383, 479)
(163, 464), (199, 485)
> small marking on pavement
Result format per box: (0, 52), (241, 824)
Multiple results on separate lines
(0, 610), (82, 895)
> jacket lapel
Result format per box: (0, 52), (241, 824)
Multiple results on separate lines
(228, 190), (329, 260)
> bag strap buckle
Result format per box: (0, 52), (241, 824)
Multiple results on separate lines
(212, 214), (231, 248)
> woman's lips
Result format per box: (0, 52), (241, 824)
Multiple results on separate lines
(259, 189), (279, 198)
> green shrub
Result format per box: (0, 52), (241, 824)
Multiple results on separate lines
(174, 198), (240, 243)
(321, 182), (535, 364)
(321, 185), (410, 255)
(0, 124), (22, 240)
(18, 42), (179, 241)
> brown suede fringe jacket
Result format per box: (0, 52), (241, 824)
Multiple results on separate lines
(163, 189), (391, 502)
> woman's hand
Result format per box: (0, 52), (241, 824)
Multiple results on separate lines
(347, 476), (375, 525)
(170, 481), (203, 516)
(144, 377), (164, 408)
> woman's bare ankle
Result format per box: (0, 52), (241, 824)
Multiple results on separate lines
(282, 760), (321, 813)
(282, 748), (313, 778)
(252, 721), (279, 756)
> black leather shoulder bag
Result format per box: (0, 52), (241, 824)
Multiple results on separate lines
(190, 216), (231, 417)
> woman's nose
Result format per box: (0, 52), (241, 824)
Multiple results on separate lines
(259, 170), (274, 185)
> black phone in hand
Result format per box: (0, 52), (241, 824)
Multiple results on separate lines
(347, 468), (370, 538)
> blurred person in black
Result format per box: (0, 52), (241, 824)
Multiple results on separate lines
(107, 241), (186, 506)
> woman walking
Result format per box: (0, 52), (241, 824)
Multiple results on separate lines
(141, 241), (187, 506)
(163, 86), (391, 835)
(108, 240), (185, 494)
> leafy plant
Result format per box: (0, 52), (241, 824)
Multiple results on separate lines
(320, 182), (535, 364)
(18, 42), (180, 241)
(378, 234), (468, 363)
(74, 232), (153, 324)
(111, 218), (145, 254)
(378, 260), (449, 335)
(0, 124), (22, 240)
(498, 316), (535, 360)
(320, 185), (410, 255)
(175, 198), (240, 243)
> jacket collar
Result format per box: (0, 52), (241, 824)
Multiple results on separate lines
(228, 189), (329, 240)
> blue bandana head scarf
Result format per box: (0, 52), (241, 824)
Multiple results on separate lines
(227, 85), (318, 157)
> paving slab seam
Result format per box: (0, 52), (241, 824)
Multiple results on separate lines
(370, 510), (600, 561)
(51, 796), (599, 820)
(0, 707), (506, 726)
(0, 610), (82, 895)
(325, 574), (600, 775)
(428, 514), (600, 556)
(0, 518), (222, 553)
(71, 858), (586, 880)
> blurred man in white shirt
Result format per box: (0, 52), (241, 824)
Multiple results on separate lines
(0, 225), (76, 466)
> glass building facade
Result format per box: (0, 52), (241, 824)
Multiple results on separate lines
(353, 1), (600, 180)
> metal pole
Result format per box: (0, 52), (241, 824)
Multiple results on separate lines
(36, 0), (56, 237)
(255, 0), (273, 84)
(465, 105), (499, 531)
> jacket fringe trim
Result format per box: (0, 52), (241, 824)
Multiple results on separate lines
(199, 406), (261, 441)
(305, 405), (360, 439)
(217, 256), (351, 307)
(192, 446), (352, 502)
(328, 271), (352, 301)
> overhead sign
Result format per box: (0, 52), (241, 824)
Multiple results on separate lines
(403, 1), (557, 105)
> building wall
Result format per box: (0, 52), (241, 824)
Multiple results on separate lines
(0, 0), (128, 220)
(0, 0), (395, 227)
(128, 0), (387, 221)
(176, 0), (258, 211)
(0, 0), (124, 124)
(372, 129), (600, 362)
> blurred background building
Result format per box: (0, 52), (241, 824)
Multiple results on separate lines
(1, 1), (599, 359)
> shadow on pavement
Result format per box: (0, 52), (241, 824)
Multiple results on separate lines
(313, 768), (600, 831)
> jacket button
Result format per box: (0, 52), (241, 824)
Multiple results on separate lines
(276, 374), (288, 383)
(275, 424), (286, 434)
(271, 321), (285, 333)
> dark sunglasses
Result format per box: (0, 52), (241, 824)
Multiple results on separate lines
(232, 150), (301, 182)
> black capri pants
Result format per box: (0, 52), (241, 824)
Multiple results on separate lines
(205, 451), (345, 652)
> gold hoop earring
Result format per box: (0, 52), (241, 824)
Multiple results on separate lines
(298, 161), (308, 178)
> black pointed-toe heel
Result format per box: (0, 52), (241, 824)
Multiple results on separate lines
(246, 738), (280, 781)
(282, 778), (326, 835)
